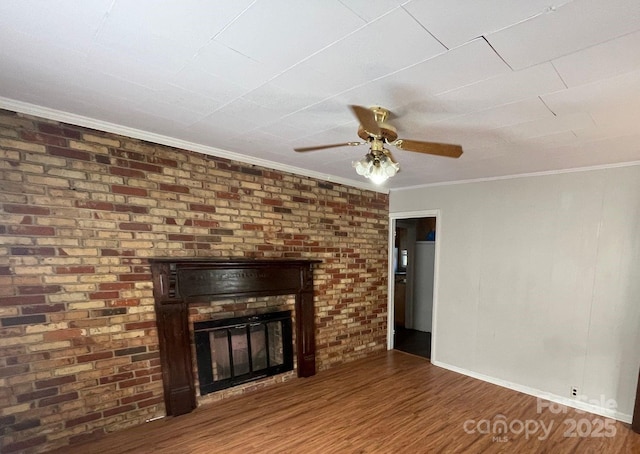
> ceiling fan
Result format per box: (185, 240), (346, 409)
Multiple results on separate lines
(294, 105), (463, 184)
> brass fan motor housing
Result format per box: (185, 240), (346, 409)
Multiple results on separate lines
(357, 123), (398, 142)
(357, 107), (398, 142)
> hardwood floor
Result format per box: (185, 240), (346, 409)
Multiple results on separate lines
(53, 351), (640, 453)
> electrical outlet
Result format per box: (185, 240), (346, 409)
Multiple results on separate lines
(571, 386), (578, 397)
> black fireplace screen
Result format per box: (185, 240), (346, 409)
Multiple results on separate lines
(194, 310), (293, 396)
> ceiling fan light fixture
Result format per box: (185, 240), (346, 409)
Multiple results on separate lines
(296, 105), (461, 184)
(352, 149), (399, 184)
(353, 154), (372, 176)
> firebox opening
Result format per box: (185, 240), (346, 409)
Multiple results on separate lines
(194, 310), (294, 396)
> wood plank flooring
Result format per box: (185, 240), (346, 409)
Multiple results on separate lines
(52, 351), (640, 453)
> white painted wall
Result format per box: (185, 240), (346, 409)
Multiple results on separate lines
(389, 165), (640, 420)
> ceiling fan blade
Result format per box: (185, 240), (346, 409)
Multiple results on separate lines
(294, 141), (362, 152)
(394, 139), (463, 158)
(349, 105), (382, 137)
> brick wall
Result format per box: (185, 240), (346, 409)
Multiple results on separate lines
(0, 109), (389, 453)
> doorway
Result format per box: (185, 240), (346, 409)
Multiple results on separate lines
(389, 213), (439, 360)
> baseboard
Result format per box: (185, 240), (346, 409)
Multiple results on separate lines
(431, 359), (633, 424)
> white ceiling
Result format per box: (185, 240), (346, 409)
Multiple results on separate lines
(1, 0), (640, 191)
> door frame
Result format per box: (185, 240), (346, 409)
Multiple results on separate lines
(388, 209), (441, 362)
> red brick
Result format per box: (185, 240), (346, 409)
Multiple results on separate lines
(38, 391), (78, 407)
(22, 303), (66, 314)
(118, 376), (150, 388)
(75, 200), (114, 211)
(168, 234), (195, 241)
(99, 283), (133, 291)
(215, 161), (239, 171)
(43, 329), (84, 341)
(0, 110), (392, 454)
(119, 222), (151, 231)
(189, 203), (216, 213)
(243, 223), (264, 231)
(20, 130), (68, 146)
(55, 266), (95, 274)
(8, 225), (55, 236)
(17, 387), (57, 403)
(47, 145), (90, 161)
(109, 166), (145, 178)
(262, 198), (283, 206)
(124, 321), (155, 331)
(112, 185), (148, 196)
(103, 404), (136, 417)
(65, 412), (101, 428)
(35, 375), (76, 390)
(77, 351), (113, 363)
(89, 291), (119, 299)
(37, 123), (82, 139)
(10, 246), (56, 256)
(118, 274), (150, 282)
(215, 191), (240, 200)
(0, 295), (46, 307)
(137, 395), (164, 408)
(18, 285), (61, 295)
(159, 183), (190, 193)
(121, 391), (153, 404)
(129, 161), (161, 173)
(114, 204), (148, 214)
(3, 204), (50, 215)
(192, 219), (219, 228)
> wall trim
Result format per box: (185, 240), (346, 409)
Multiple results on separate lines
(0, 96), (388, 194)
(431, 359), (632, 423)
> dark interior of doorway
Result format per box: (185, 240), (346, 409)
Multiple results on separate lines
(393, 217), (435, 360)
(395, 328), (431, 359)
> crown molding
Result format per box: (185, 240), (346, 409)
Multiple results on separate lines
(393, 160), (640, 192)
(0, 97), (389, 194)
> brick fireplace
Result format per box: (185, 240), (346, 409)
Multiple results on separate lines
(0, 108), (389, 454)
(149, 258), (320, 416)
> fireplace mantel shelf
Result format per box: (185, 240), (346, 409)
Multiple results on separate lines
(149, 258), (320, 416)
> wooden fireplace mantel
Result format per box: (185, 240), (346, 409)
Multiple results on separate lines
(149, 258), (321, 416)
